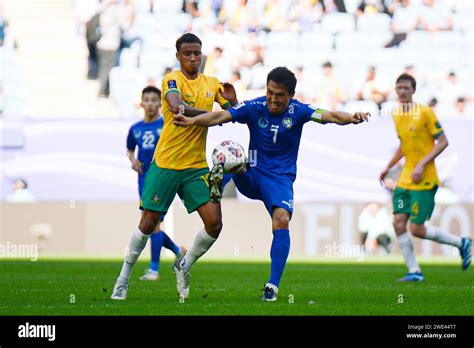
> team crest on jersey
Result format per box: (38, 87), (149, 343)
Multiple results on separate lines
(206, 91), (213, 98)
(168, 80), (177, 89)
(258, 117), (269, 128)
(133, 129), (141, 138)
(282, 117), (293, 129)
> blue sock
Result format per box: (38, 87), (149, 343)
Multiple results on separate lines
(161, 231), (180, 255)
(149, 232), (164, 272)
(268, 229), (290, 287)
(222, 173), (233, 187)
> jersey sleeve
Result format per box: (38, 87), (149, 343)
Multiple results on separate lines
(303, 104), (327, 124)
(425, 107), (444, 138)
(162, 73), (181, 98)
(214, 80), (231, 109)
(126, 127), (136, 151)
(228, 101), (250, 124)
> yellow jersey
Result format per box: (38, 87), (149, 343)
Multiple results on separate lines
(392, 103), (444, 190)
(154, 70), (230, 170)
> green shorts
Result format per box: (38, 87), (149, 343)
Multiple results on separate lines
(392, 185), (438, 224)
(141, 162), (210, 214)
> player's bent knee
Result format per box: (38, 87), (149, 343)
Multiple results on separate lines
(393, 217), (408, 235)
(409, 224), (426, 238)
(205, 219), (223, 238)
(393, 222), (407, 235)
(272, 214), (290, 230)
(139, 212), (160, 235)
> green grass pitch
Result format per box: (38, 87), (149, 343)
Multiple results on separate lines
(0, 259), (472, 315)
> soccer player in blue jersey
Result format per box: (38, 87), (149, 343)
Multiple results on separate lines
(127, 86), (186, 281)
(173, 67), (370, 301)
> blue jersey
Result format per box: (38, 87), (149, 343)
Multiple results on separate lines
(126, 117), (164, 178)
(228, 96), (324, 181)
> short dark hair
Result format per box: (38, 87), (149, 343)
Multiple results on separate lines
(322, 61), (333, 69)
(396, 73), (416, 90)
(142, 86), (161, 98)
(16, 178), (28, 189)
(267, 67), (297, 95)
(176, 33), (202, 52)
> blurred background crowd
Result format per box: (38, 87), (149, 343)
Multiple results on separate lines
(0, 0), (472, 120)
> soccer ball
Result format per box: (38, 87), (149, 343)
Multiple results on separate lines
(212, 140), (246, 174)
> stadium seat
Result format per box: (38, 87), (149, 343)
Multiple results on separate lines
(249, 64), (272, 89)
(432, 31), (462, 50)
(119, 48), (139, 68)
(139, 49), (176, 76)
(264, 31), (299, 50)
(335, 31), (391, 51)
(299, 31), (334, 51)
(153, 12), (192, 34)
(109, 67), (147, 102)
(342, 0), (360, 14)
(357, 13), (391, 33)
(133, 0), (153, 13)
(299, 48), (334, 69)
(401, 31), (436, 50)
(320, 13), (356, 33)
(130, 12), (156, 37)
(332, 48), (371, 68)
(152, 0), (182, 14)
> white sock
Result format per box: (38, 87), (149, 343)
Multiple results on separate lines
(397, 232), (421, 273)
(181, 228), (216, 272)
(424, 226), (462, 248)
(119, 229), (150, 280)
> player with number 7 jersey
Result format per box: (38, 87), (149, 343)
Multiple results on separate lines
(173, 67), (371, 301)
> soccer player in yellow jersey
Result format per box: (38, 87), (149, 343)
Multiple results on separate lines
(112, 33), (237, 300)
(380, 74), (471, 282)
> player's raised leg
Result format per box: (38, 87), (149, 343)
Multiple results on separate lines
(262, 207), (291, 301)
(111, 210), (160, 299)
(410, 223), (471, 270)
(209, 163), (224, 203)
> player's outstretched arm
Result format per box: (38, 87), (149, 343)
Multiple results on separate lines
(320, 111), (370, 125)
(379, 145), (404, 185)
(166, 91), (209, 117)
(173, 110), (232, 127)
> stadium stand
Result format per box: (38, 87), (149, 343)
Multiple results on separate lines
(1, 0), (472, 203)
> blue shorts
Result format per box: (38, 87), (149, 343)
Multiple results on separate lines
(224, 167), (294, 218)
(138, 174), (146, 197)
